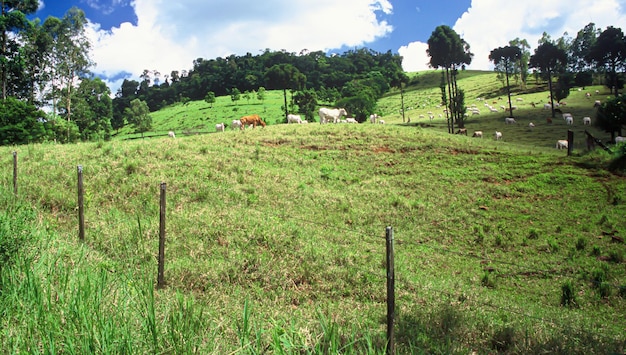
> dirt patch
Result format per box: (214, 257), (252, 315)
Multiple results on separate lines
(372, 146), (395, 153)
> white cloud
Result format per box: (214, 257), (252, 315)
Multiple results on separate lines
(87, 0), (394, 93)
(398, 41), (430, 72)
(399, 0), (626, 72)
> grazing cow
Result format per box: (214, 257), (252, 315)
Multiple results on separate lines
(565, 116), (573, 125)
(543, 103), (552, 110)
(456, 128), (468, 135)
(318, 107), (347, 124)
(594, 100), (601, 108)
(529, 122), (535, 129)
(556, 140), (568, 149)
(239, 114), (266, 129)
(168, 131), (176, 138)
(378, 120), (385, 124)
(494, 131), (503, 140)
(369, 114), (378, 124)
(215, 123), (225, 132)
(585, 92), (591, 98)
(546, 117), (553, 124)
(287, 114), (302, 124)
(472, 130), (483, 138)
(345, 117), (358, 124)
(231, 120), (242, 130)
(583, 117), (591, 125)
(595, 89), (600, 95)
(504, 117), (517, 124)
(616, 136), (626, 144)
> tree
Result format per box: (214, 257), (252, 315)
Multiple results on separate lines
(529, 42), (568, 118)
(0, 0), (39, 99)
(427, 25), (473, 132)
(124, 98), (152, 138)
(508, 38), (531, 88)
(293, 89), (318, 122)
(569, 22), (599, 73)
(256, 86), (266, 103)
(595, 93), (626, 140)
(0, 97), (46, 144)
(204, 91), (215, 108)
(265, 64), (306, 122)
(71, 77), (113, 141)
(587, 26), (626, 97)
(489, 46), (522, 116)
(230, 88), (240, 104)
(44, 7), (94, 121)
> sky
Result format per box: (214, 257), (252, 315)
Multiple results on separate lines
(33, 0), (626, 94)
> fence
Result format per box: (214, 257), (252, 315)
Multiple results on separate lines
(6, 151), (624, 354)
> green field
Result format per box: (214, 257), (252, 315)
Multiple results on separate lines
(0, 71), (624, 354)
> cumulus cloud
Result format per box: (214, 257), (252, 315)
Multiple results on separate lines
(399, 0), (626, 72)
(87, 0), (394, 92)
(398, 41), (430, 72)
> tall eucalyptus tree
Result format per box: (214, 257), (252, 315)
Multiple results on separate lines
(427, 25), (473, 132)
(489, 46), (522, 117)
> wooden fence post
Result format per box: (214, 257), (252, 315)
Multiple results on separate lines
(12, 151), (17, 196)
(157, 182), (167, 288)
(77, 165), (85, 241)
(567, 130), (574, 156)
(386, 226), (395, 355)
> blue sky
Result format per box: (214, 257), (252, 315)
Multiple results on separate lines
(33, 0), (626, 93)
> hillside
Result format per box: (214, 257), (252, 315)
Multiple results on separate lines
(118, 70), (615, 154)
(1, 113), (625, 353)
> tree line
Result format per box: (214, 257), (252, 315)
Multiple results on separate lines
(0, 1), (624, 145)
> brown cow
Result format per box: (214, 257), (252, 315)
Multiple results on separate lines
(239, 114), (266, 129)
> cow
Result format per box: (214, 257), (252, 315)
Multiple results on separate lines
(239, 114), (266, 129)
(231, 120), (242, 130)
(287, 114), (302, 124)
(168, 131), (176, 138)
(318, 107), (347, 124)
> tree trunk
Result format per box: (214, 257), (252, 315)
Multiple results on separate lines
(505, 62), (513, 117)
(400, 86), (405, 123)
(283, 88), (288, 122)
(446, 67), (454, 134)
(547, 68), (556, 118)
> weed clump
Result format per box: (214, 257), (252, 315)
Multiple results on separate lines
(561, 280), (578, 308)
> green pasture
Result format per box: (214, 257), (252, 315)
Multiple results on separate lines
(0, 70), (624, 354)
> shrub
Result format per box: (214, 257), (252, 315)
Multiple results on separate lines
(575, 237), (586, 251)
(561, 280), (578, 308)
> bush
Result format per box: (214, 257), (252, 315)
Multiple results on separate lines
(561, 280), (578, 308)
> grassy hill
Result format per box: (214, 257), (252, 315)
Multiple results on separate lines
(119, 70), (615, 153)
(0, 71), (625, 354)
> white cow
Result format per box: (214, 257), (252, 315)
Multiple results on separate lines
(556, 140), (568, 149)
(543, 103), (552, 110)
(565, 116), (573, 125)
(528, 122), (535, 129)
(168, 131), (176, 138)
(504, 117), (517, 124)
(215, 123), (225, 132)
(616, 136), (626, 144)
(318, 107), (347, 124)
(345, 117), (358, 124)
(369, 114), (378, 123)
(495, 131), (503, 140)
(583, 117), (591, 125)
(472, 131), (483, 138)
(287, 114), (302, 124)
(231, 120), (242, 130)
